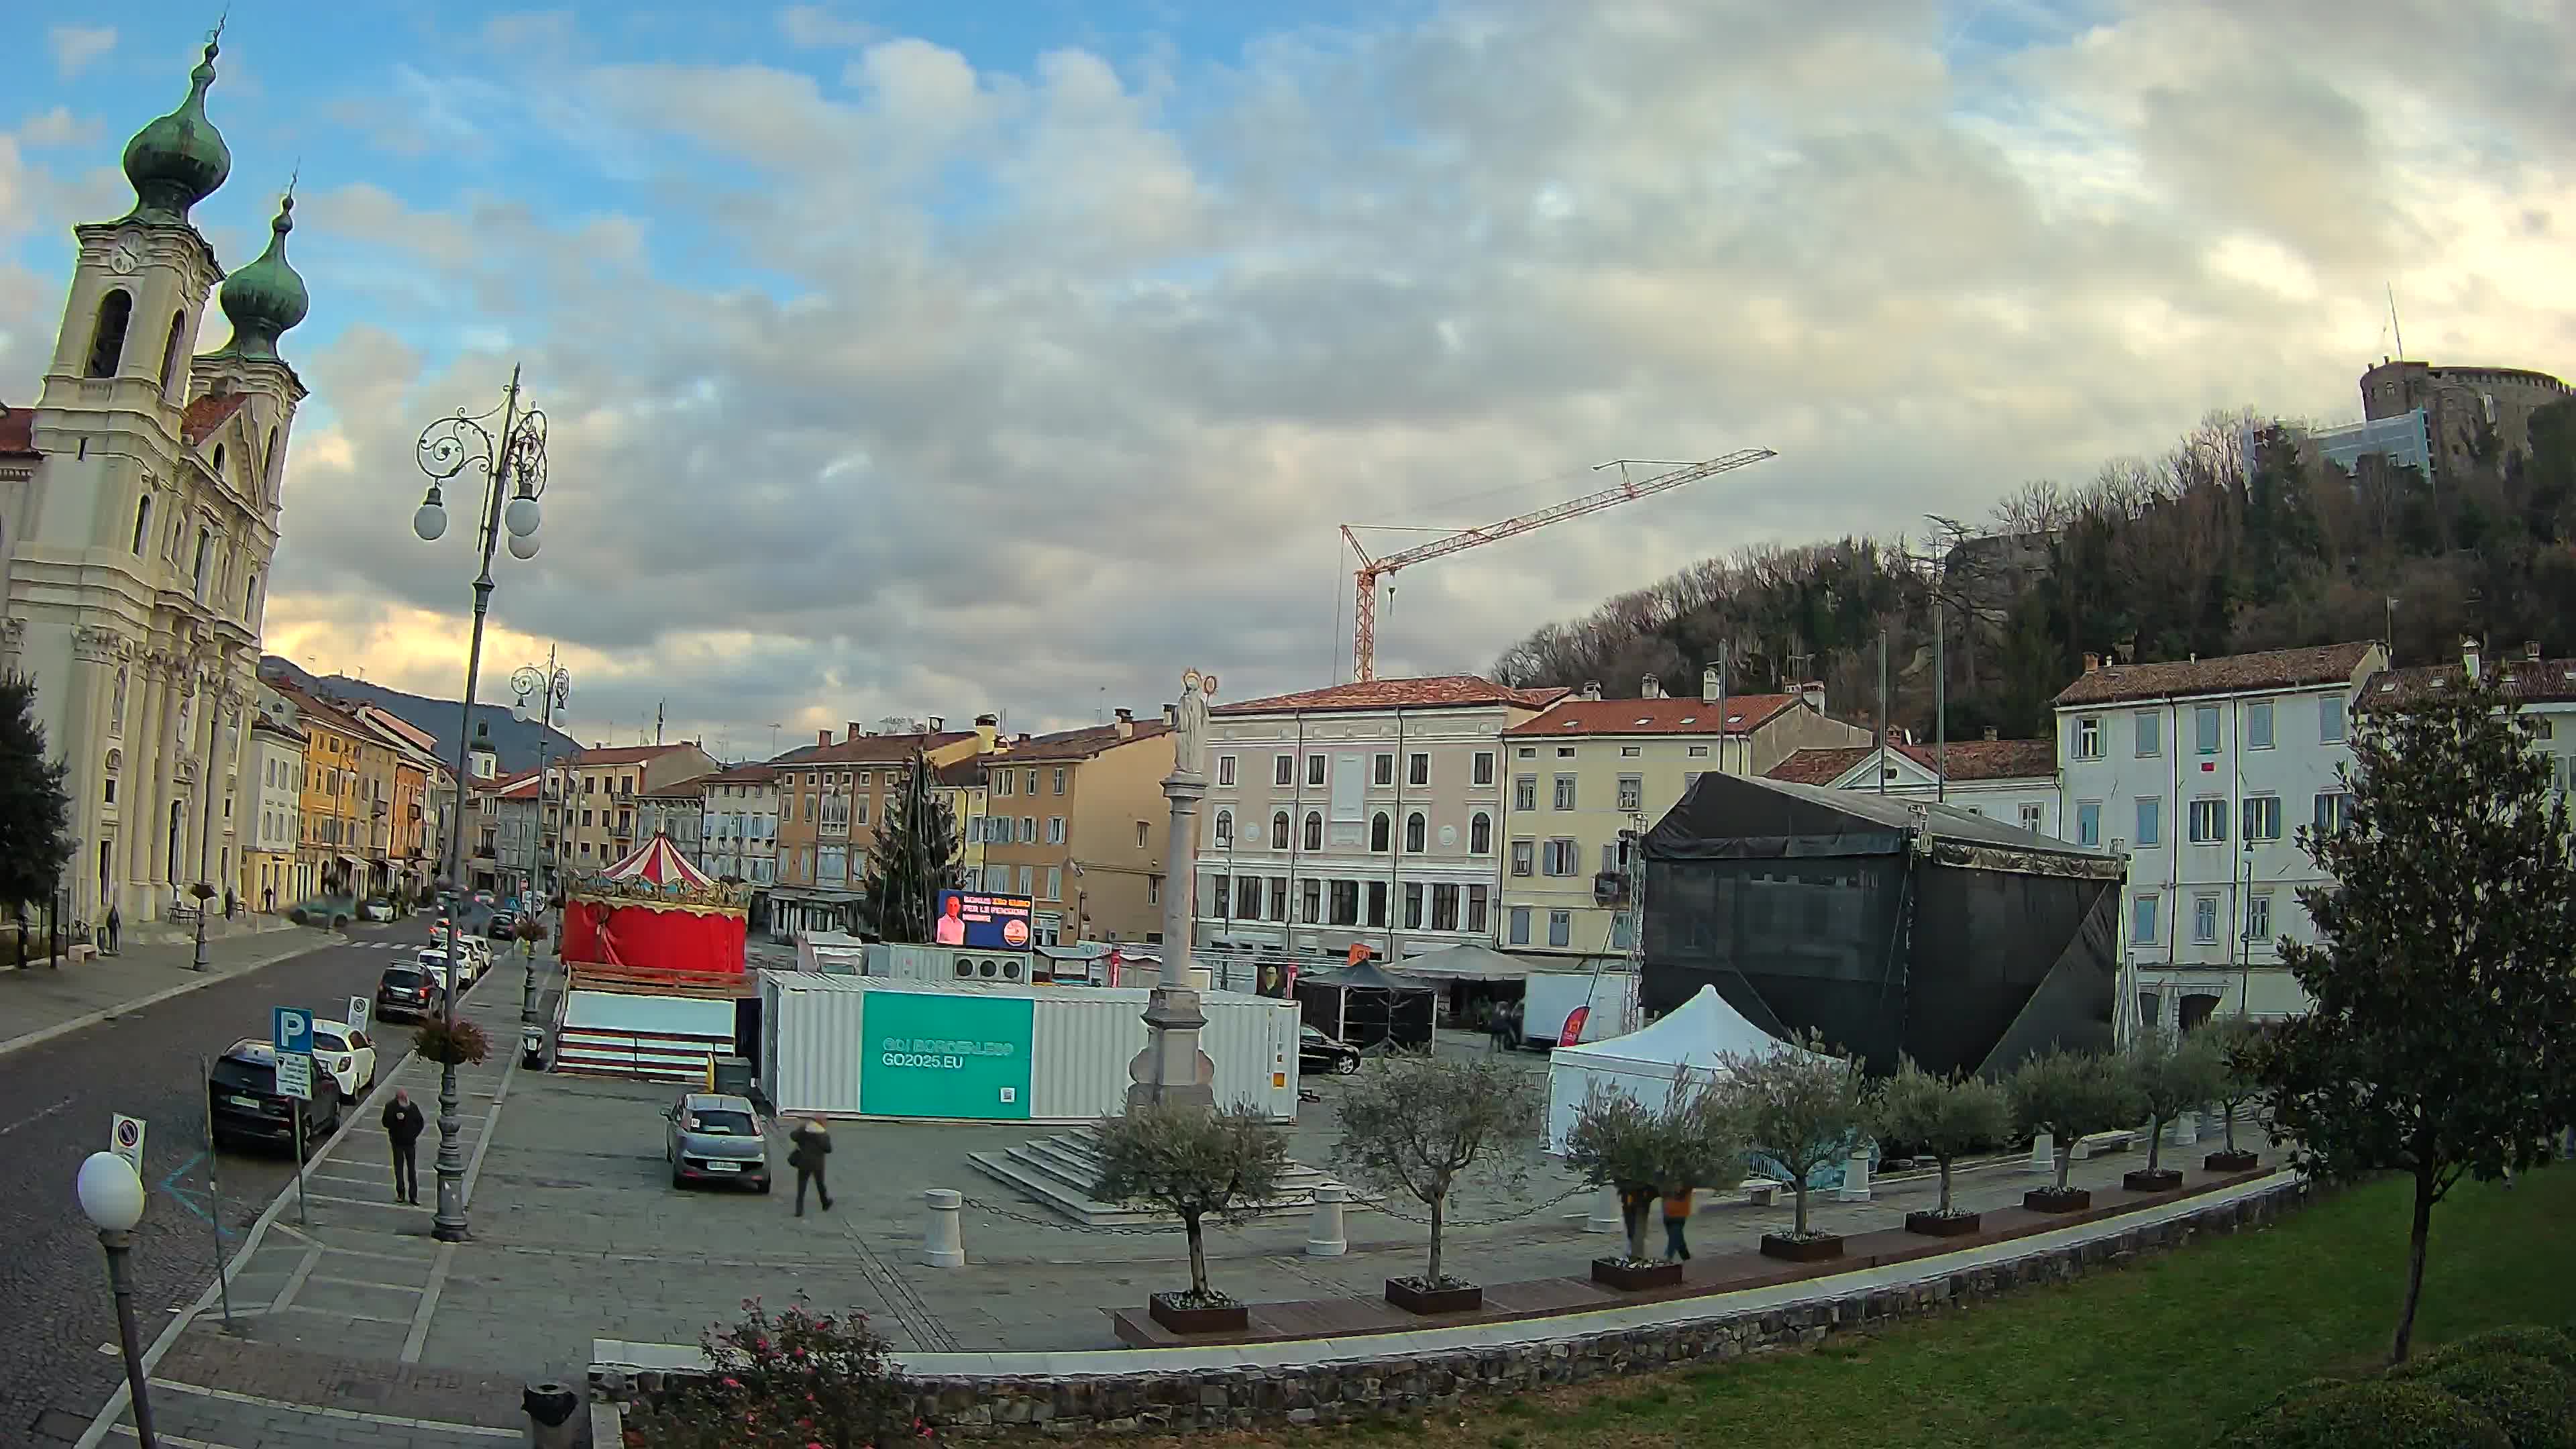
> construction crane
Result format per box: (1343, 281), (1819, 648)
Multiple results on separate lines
(1340, 448), (1778, 680)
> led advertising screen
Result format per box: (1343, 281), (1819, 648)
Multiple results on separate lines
(932, 890), (1034, 951)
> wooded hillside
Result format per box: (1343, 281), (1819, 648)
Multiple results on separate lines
(1490, 400), (2576, 741)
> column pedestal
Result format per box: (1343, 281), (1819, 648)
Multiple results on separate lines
(1305, 1183), (1349, 1257)
(1837, 1147), (1873, 1203)
(1126, 770), (1216, 1112)
(2026, 1132), (2056, 1175)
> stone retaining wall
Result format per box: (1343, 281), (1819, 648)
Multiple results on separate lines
(595, 1179), (2308, 1439)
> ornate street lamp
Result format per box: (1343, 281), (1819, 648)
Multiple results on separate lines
(512, 652), (571, 1046)
(411, 366), (548, 1242)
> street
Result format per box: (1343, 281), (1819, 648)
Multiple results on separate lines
(0, 920), (496, 1444)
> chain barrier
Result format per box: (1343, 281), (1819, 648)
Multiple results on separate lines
(1362, 1182), (1591, 1228)
(959, 1195), (1190, 1236)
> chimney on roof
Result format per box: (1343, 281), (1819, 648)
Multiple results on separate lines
(2525, 641), (2541, 663)
(1016, 733), (1031, 745)
(850, 720), (868, 739)
(1701, 665), (1721, 704)
(2083, 652), (2100, 674)
(817, 729), (830, 747)
(1114, 707), (1134, 739)
(1163, 702), (1178, 728)
(1641, 674), (1664, 699)
(2463, 635), (2481, 682)
(974, 713), (999, 753)
(1580, 680), (1603, 702)
(1799, 680), (1825, 714)
(1983, 727), (1999, 741)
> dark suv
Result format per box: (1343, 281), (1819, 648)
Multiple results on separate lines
(377, 963), (439, 1022)
(208, 1039), (345, 1155)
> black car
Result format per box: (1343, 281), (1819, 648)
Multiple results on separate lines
(489, 910), (517, 940)
(208, 1039), (345, 1155)
(376, 963), (439, 1022)
(1300, 1025), (1363, 1075)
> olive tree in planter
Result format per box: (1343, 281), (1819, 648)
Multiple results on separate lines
(1718, 1032), (1869, 1263)
(1562, 1074), (1743, 1290)
(1091, 1102), (1289, 1334)
(2123, 1030), (2224, 1192)
(2007, 1048), (2141, 1212)
(1871, 1057), (2011, 1236)
(2200, 1016), (2267, 1172)
(1332, 1054), (1542, 1314)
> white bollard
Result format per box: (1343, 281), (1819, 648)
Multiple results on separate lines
(920, 1188), (965, 1269)
(2165, 1111), (2198, 1147)
(1837, 1147), (1872, 1203)
(2027, 1132), (2055, 1175)
(1585, 1184), (1624, 1234)
(1305, 1183), (1350, 1257)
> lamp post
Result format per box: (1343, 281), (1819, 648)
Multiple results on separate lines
(512, 653), (570, 1041)
(412, 366), (549, 1243)
(78, 1151), (157, 1448)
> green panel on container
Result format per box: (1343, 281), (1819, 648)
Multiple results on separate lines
(860, 991), (1036, 1120)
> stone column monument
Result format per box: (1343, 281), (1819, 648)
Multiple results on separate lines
(1127, 669), (1220, 1112)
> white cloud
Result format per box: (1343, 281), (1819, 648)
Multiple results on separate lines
(47, 25), (115, 79)
(776, 5), (875, 50)
(8, 1), (2576, 749)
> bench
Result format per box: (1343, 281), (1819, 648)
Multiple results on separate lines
(2077, 1130), (2137, 1159)
(1743, 1178), (1784, 1208)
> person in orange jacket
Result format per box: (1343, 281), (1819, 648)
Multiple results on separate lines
(1662, 1185), (1695, 1260)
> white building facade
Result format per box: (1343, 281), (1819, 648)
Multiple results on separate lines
(244, 716), (303, 909)
(1193, 677), (1563, 965)
(0, 43), (309, 926)
(700, 765), (780, 888)
(2053, 641), (2386, 1028)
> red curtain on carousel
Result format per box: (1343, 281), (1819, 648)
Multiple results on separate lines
(561, 898), (745, 975)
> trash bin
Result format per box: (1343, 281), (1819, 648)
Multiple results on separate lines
(523, 1380), (580, 1448)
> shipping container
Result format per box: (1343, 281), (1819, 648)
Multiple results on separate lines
(757, 973), (1300, 1122)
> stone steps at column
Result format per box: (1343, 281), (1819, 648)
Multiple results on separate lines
(966, 1130), (1348, 1228)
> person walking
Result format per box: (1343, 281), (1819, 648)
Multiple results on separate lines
(102, 904), (120, 955)
(382, 1089), (427, 1205)
(1661, 1184), (1695, 1261)
(788, 1118), (833, 1216)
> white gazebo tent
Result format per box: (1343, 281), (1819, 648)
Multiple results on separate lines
(1543, 985), (1832, 1150)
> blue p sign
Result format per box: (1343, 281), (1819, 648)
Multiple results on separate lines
(272, 1006), (312, 1056)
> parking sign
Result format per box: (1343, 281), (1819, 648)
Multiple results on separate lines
(346, 996), (370, 1038)
(110, 1114), (146, 1173)
(273, 1006), (312, 1056)
(276, 1052), (313, 1101)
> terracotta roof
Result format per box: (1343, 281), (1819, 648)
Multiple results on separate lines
(1766, 738), (2057, 786)
(0, 405), (35, 458)
(250, 714), (307, 745)
(1001, 720), (1173, 762)
(2051, 642), (2379, 708)
(698, 763), (779, 785)
(774, 731), (974, 768)
(1215, 676), (1568, 716)
(180, 392), (251, 447)
(935, 758), (987, 787)
(2366, 653), (2576, 708)
(639, 773), (715, 798)
(567, 743), (698, 767)
(476, 769), (541, 800)
(268, 682), (367, 736)
(1503, 694), (1800, 737)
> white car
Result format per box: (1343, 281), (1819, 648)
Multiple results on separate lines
(309, 1020), (378, 1098)
(360, 899), (395, 923)
(417, 947), (466, 987)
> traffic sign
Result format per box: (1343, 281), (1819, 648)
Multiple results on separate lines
(347, 996), (370, 1038)
(273, 1006), (312, 1056)
(110, 1114), (146, 1173)
(276, 1052), (313, 1102)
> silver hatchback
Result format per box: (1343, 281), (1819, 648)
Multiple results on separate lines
(664, 1092), (771, 1192)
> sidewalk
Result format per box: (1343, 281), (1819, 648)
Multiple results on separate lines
(0, 923), (335, 1059)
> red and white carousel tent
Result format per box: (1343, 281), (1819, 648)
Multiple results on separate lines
(561, 833), (747, 976)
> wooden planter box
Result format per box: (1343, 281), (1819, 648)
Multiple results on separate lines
(2204, 1149), (2261, 1173)
(2122, 1167), (2184, 1193)
(1591, 1256), (1684, 1291)
(1384, 1278), (1483, 1315)
(2023, 1187), (2092, 1214)
(1904, 1210), (1982, 1238)
(1760, 1232), (1845, 1263)
(1147, 1293), (1248, 1335)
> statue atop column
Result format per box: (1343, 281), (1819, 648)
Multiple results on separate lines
(1171, 668), (1218, 780)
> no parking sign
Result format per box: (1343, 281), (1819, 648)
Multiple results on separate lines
(110, 1113), (146, 1174)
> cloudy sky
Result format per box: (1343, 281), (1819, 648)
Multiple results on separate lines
(7, 1), (2571, 755)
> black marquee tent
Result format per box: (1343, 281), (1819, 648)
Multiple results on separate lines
(1640, 773), (2125, 1079)
(1296, 960), (1438, 1053)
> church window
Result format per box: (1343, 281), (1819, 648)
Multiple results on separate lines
(212, 444), (225, 478)
(193, 527), (213, 598)
(245, 571), (259, 620)
(129, 496), (152, 555)
(87, 290), (133, 378)
(159, 312), (186, 394)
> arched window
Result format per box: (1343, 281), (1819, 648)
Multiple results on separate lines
(1405, 811), (1427, 853)
(1302, 810), (1322, 852)
(211, 443), (225, 478)
(1271, 811), (1290, 849)
(244, 570), (260, 620)
(263, 425), (281, 498)
(159, 311), (186, 394)
(1370, 812), (1390, 852)
(129, 494), (152, 555)
(193, 527), (213, 599)
(87, 290), (133, 378)
(1213, 809), (1232, 847)
(1470, 811), (1492, 855)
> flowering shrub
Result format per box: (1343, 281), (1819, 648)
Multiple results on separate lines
(412, 1018), (492, 1067)
(627, 1295), (922, 1448)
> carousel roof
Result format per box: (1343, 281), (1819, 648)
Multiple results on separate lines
(595, 831), (716, 890)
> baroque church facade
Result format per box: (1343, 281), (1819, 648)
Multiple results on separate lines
(0, 36), (311, 926)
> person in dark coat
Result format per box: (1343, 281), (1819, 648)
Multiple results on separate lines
(788, 1118), (833, 1216)
(382, 1089), (427, 1205)
(102, 904), (120, 955)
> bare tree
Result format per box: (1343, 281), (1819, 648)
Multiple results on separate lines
(1331, 1055), (1543, 1288)
(1091, 1104), (1289, 1307)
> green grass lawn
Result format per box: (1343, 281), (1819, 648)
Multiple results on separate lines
(1227, 1168), (2576, 1449)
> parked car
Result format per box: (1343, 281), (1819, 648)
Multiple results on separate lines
(376, 963), (441, 1021)
(359, 898), (395, 923)
(309, 1020), (379, 1099)
(488, 910), (517, 940)
(664, 1093), (771, 1191)
(208, 1039), (346, 1155)
(1299, 1025), (1363, 1076)
(419, 945), (474, 986)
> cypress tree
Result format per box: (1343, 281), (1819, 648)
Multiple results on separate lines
(0, 673), (75, 951)
(858, 751), (961, 943)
